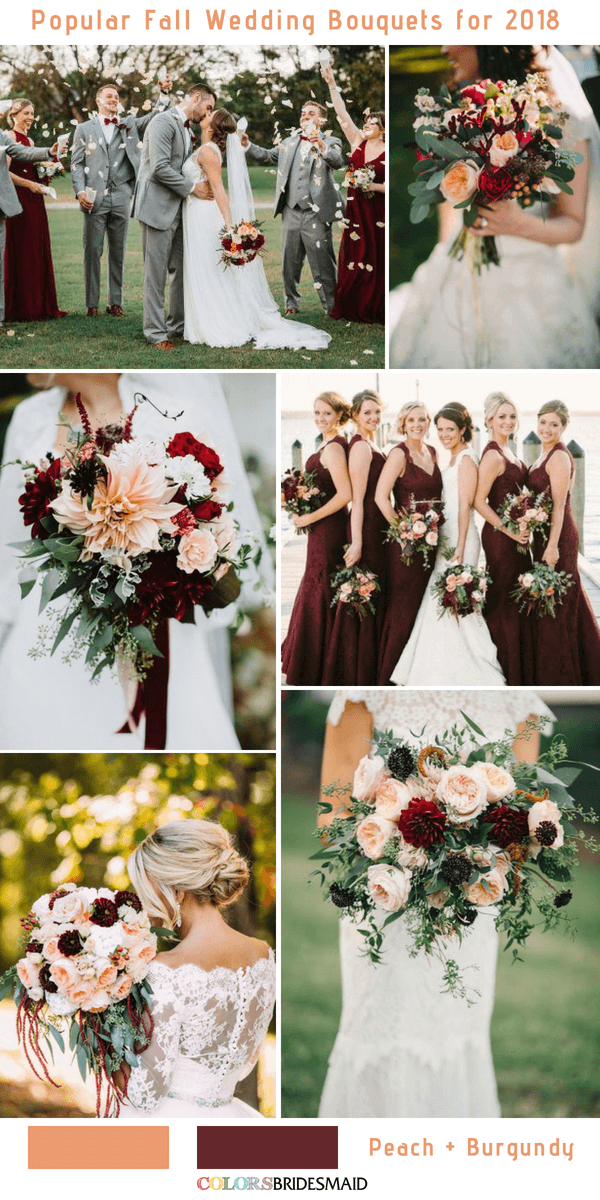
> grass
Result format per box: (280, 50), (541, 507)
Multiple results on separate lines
(281, 792), (600, 1118)
(0, 167), (385, 368)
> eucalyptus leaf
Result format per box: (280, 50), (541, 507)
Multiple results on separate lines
(39, 567), (63, 613)
(131, 624), (164, 657)
(51, 608), (80, 656)
(76, 1043), (88, 1081)
(48, 1025), (65, 1054)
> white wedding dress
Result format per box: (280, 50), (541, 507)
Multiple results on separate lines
(389, 48), (600, 369)
(392, 446), (505, 686)
(0, 373), (270, 751)
(182, 142), (330, 350)
(125, 951), (276, 1117)
(319, 690), (554, 1119)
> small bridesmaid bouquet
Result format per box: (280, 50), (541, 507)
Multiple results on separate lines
(330, 559), (380, 619)
(432, 562), (490, 620)
(342, 165), (376, 196)
(385, 496), (445, 565)
(220, 220), (265, 267)
(511, 562), (573, 617)
(497, 486), (552, 552)
(281, 467), (325, 534)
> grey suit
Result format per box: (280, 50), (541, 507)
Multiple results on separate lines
(246, 133), (344, 313)
(133, 109), (195, 343)
(71, 95), (169, 309)
(0, 131), (52, 323)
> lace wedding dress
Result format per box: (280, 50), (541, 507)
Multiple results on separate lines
(392, 447), (505, 686)
(182, 144), (330, 350)
(125, 951), (276, 1117)
(319, 689), (554, 1118)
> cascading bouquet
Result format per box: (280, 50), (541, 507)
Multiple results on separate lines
(312, 715), (598, 998)
(432, 562), (490, 620)
(497, 486), (552, 552)
(408, 73), (583, 271)
(343, 165), (376, 195)
(0, 883), (157, 1116)
(330, 560), (380, 619)
(220, 220), (265, 266)
(385, 496), (445, 565)
(511, 562), (573, 617)
(11, 395), (255, 748)
(281, 467), (326, 535)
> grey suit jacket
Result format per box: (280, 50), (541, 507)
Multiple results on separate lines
(133, 110), (195, 232)
(71, 94), (170, 209)
(245, 134), (344, 224)
(0, 130), (51, 219)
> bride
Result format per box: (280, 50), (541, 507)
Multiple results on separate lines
(390, 45), (600, 369)
(392, 402), (505, 686)
(0, 371), (271, 751)
(182, 109), (331, 351)
(121, 819), (275, 1117)
(318, 689), (553, 1118)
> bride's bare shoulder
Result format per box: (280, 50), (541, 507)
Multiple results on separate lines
(154, 933), (271, 974)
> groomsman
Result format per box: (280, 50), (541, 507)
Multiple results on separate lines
(243, 103), (344, 315)
(0, 130), (65, 328)
(71, 77), (172, 317)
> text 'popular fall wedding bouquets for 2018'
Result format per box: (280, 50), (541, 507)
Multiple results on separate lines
(0, 883), (157, 1116)
(313, 714), (598, 998)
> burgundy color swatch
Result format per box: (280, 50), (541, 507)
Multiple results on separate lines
(197, 1125), (338, 1169)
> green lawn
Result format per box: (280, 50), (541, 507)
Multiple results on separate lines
(0, 168), (385, 368)
(281, 793), (600, 1118)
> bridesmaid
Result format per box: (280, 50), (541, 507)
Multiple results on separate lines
(375, 401), (443, 685)
(281, 392), (352, 684)
(323, 389), (387, 684)
(474, 392), (530, 683)
(525, 401), (600, 684)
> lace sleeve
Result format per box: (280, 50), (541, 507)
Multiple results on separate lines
(327, 690), (555, 739)
(126, 964), (182, 1113)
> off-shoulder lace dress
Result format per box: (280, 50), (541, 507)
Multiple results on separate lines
(319, 690), (553, 1118)
(126, 950), (276, 1118)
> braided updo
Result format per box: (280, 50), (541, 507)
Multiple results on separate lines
(434, 402), (474, 442)
(128, 818), (249, 927)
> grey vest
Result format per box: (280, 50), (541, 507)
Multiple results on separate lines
(287, 142), (312, 210)
(102, 125), (136, 191)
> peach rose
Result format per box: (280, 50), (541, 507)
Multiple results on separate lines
(50, 957), (81, 993)
(51, 891), (89, 925)
(465, 866), (508, 907)
(471, 762), (516, 803)
(436, 765), (489, 824)
(212, 518), (237, 555)
(352, 754), (388, 802)
(425, 530), (438, 545)
(109, 974), (133, 1001)
(356, 813), (397, 860)
(66, 979), (97, 1008)
(42, 934), (66, 963)
(16, 958), (41, 993)
(397, 835), (428, 869)
(177, 527), (219, 575)
(440, 159), (480, 205)
(412, 520), (427, 537)
(428, 888), (450, 909)
(406, 774), (437, 801)
(374, 777), (412, 821)
(489, 130), (520, 167)
(339, 582), (353, 597)
(96, 960), (119, 988)
(358, 582), (375, 597)
(126, 940), (157, 982)
(367, 864), (412, 912)
(80, 988), (112, 1012)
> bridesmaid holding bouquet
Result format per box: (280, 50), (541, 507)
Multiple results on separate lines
(375, 401), (443, 685)
(323, 390), (387, 684)
(282, 392), (352, 684)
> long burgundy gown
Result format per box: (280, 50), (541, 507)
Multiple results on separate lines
(524, 442), (600, 684)
(480, 441), (528, 685)
(377, 443), (443, 686)
(281, 435), (348, 685)
(322, 435), (387, 685)
(4, 131), (64, 322)
(330, 142), (385, 325)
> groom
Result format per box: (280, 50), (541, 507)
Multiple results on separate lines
(0, 131), (65, 328)
(133, 81), (216, 350)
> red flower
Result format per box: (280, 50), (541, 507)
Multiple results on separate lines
(19, 457), (62, 539)
(90, 898), (119, 927)
(193, 497), (224, 522)
(485, 804), (529, 848)
(167, 432), (223, 481)
(114, 890), (142, 913)
(397, 798), (447, 849)
(477, 165), (514, 202)
(126, 551), (213, 624)
(171, 509), (197, 535)
(461, 84), (487, 105)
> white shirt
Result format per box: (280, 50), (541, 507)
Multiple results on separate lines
(97, 113), (118, 144)
(175, 104), (191, 154)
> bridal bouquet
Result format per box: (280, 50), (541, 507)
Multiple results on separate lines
(385, 496), (445, 565)
(330, 559), (380, 619)
(497, 486), (552, 552)
(511, 562), (573, 617)
(220, 220), (265, 267)
(343, 165), (376, 195)
(313, 716), (598, 997)
(281, 467), (326, 534)
(0, 883), (156, 1116)
(432, 562), (490, 619)
(409, 73), (583, 270)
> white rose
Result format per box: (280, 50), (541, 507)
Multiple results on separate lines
(84, 926), (124, 957)
(374, 777), (412, 821)
(31, 893), (53, 922)
(356, 813), (397, 860)
(437, 765), (489, 824)
(368, 864), (412, 912)
(352, 754), (388, 802)
(520, 573), (534, 588)
(46, 991), (77, 1016)
(471, 762), (516, 803)
(51, 890), (89, 925)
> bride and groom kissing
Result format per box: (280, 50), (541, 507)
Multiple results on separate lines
(134, 80), (335, 351)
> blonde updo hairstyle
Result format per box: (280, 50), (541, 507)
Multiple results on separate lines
(350, 388), (384, 421)
(397, 401), (431, 437)
(538, 400), (569, 428)
(314, 390), (352, 427)
(128, 819), (250, 928)
(484, 391), (518, 432)
(8, 98), (34, 127)
(434, 402), (474, 443)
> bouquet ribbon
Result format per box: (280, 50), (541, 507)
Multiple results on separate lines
(117, 620), (170, 749)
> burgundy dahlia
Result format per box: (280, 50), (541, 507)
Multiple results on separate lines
(126, 551), (213, 625)
(486, 804), (529, 848)
(167, 432), (223, 481)
(19, 457), (62, 540)
(26, 940), (43, 955)
(535, 820), (559, 847)
(39, 962), (58, 993)
(397, 798), (447, 849)
(114, 890), (142, 913)
(57, 929), (84, 957)
(90, 898), (119, 927)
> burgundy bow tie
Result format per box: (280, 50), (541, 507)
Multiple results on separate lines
(183, 119), (191, 129)
(104, 117), (118, 125)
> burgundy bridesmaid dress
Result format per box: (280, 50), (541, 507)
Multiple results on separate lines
(4, 131), (65, 322)
(322, 435), (387, 685)
(281, 435), (348, 684)
(480, 441), (528, 684)
(330, 142), (385, 325)
(525, 442), (600, 684)
(376, 443), (443, 686)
